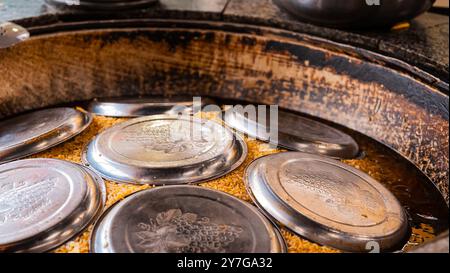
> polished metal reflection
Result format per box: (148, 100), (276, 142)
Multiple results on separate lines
(245, 152), (409, 252)
(274, 0), (435, 28)
(0, 158), (105, 252)
(91, 185), (286, 253)
(224, 107), (359, 159)
(87, 96), (216, 118)
(0, 107), (92, 164)
(0, 22), (29, 49)
(82, 115), (247, 185)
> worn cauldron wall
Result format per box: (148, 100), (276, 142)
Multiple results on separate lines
(0, 20), (448, 205)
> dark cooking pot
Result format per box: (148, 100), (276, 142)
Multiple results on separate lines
(274, 0), (436, 28)
(0, 17), (448, 252)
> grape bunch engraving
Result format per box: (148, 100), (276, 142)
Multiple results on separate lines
(283, 167), (382, 224)
(135, 209), (243, 253)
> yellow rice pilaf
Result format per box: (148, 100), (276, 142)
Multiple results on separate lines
(29, 112), (339, 253)
(26, 108), (438, 253)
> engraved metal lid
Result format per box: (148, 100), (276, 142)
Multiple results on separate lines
(0, 107), (92, 164)
(82, 115), (247, 185)
(91, 185), (286, 253)
(0, 158), (106, 252)
(87, 96), (216, 118)
(224, 107), (359, 159)
(245, 152), (408, 252)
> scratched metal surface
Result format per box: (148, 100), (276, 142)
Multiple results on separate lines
(0, 0), (448, 81)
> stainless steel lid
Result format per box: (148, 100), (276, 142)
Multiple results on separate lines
(87, 96), (216, 118)
(91, 185), (286, 253)
(0, 158), (106, 252)
(245, 152), (408, 252)
(0, 22), (30, 49)
(0, 107), (92, 164)
(224, 107), (359, 159)
(82, 115), (247, 185)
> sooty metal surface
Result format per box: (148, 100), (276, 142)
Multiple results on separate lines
(0, 21), (446, 202)
(0, 18), (447, 251)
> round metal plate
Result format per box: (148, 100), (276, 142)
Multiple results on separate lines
(87, 96), (216, 118)
(82, 115), (247, 185)
(224, 107), (359, 159)
(0, 107), (92, 164)
(80, 164), (107, 205)
(245, 152), (408, 252)
(0, 158), (105, 252)
(91, 185), (286, 253)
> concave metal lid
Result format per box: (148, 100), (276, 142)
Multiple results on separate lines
(87, 96), (216, 118)
(223, 107), (359, 159)
(0, 158), (105, 252)
(0, 107), (92, 164)
(245, 152), (408, 252)
(82, 115), (247, 185)
(91, 185), (286, 253)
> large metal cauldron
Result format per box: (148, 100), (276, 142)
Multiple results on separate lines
(0, 18), (448, 252)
